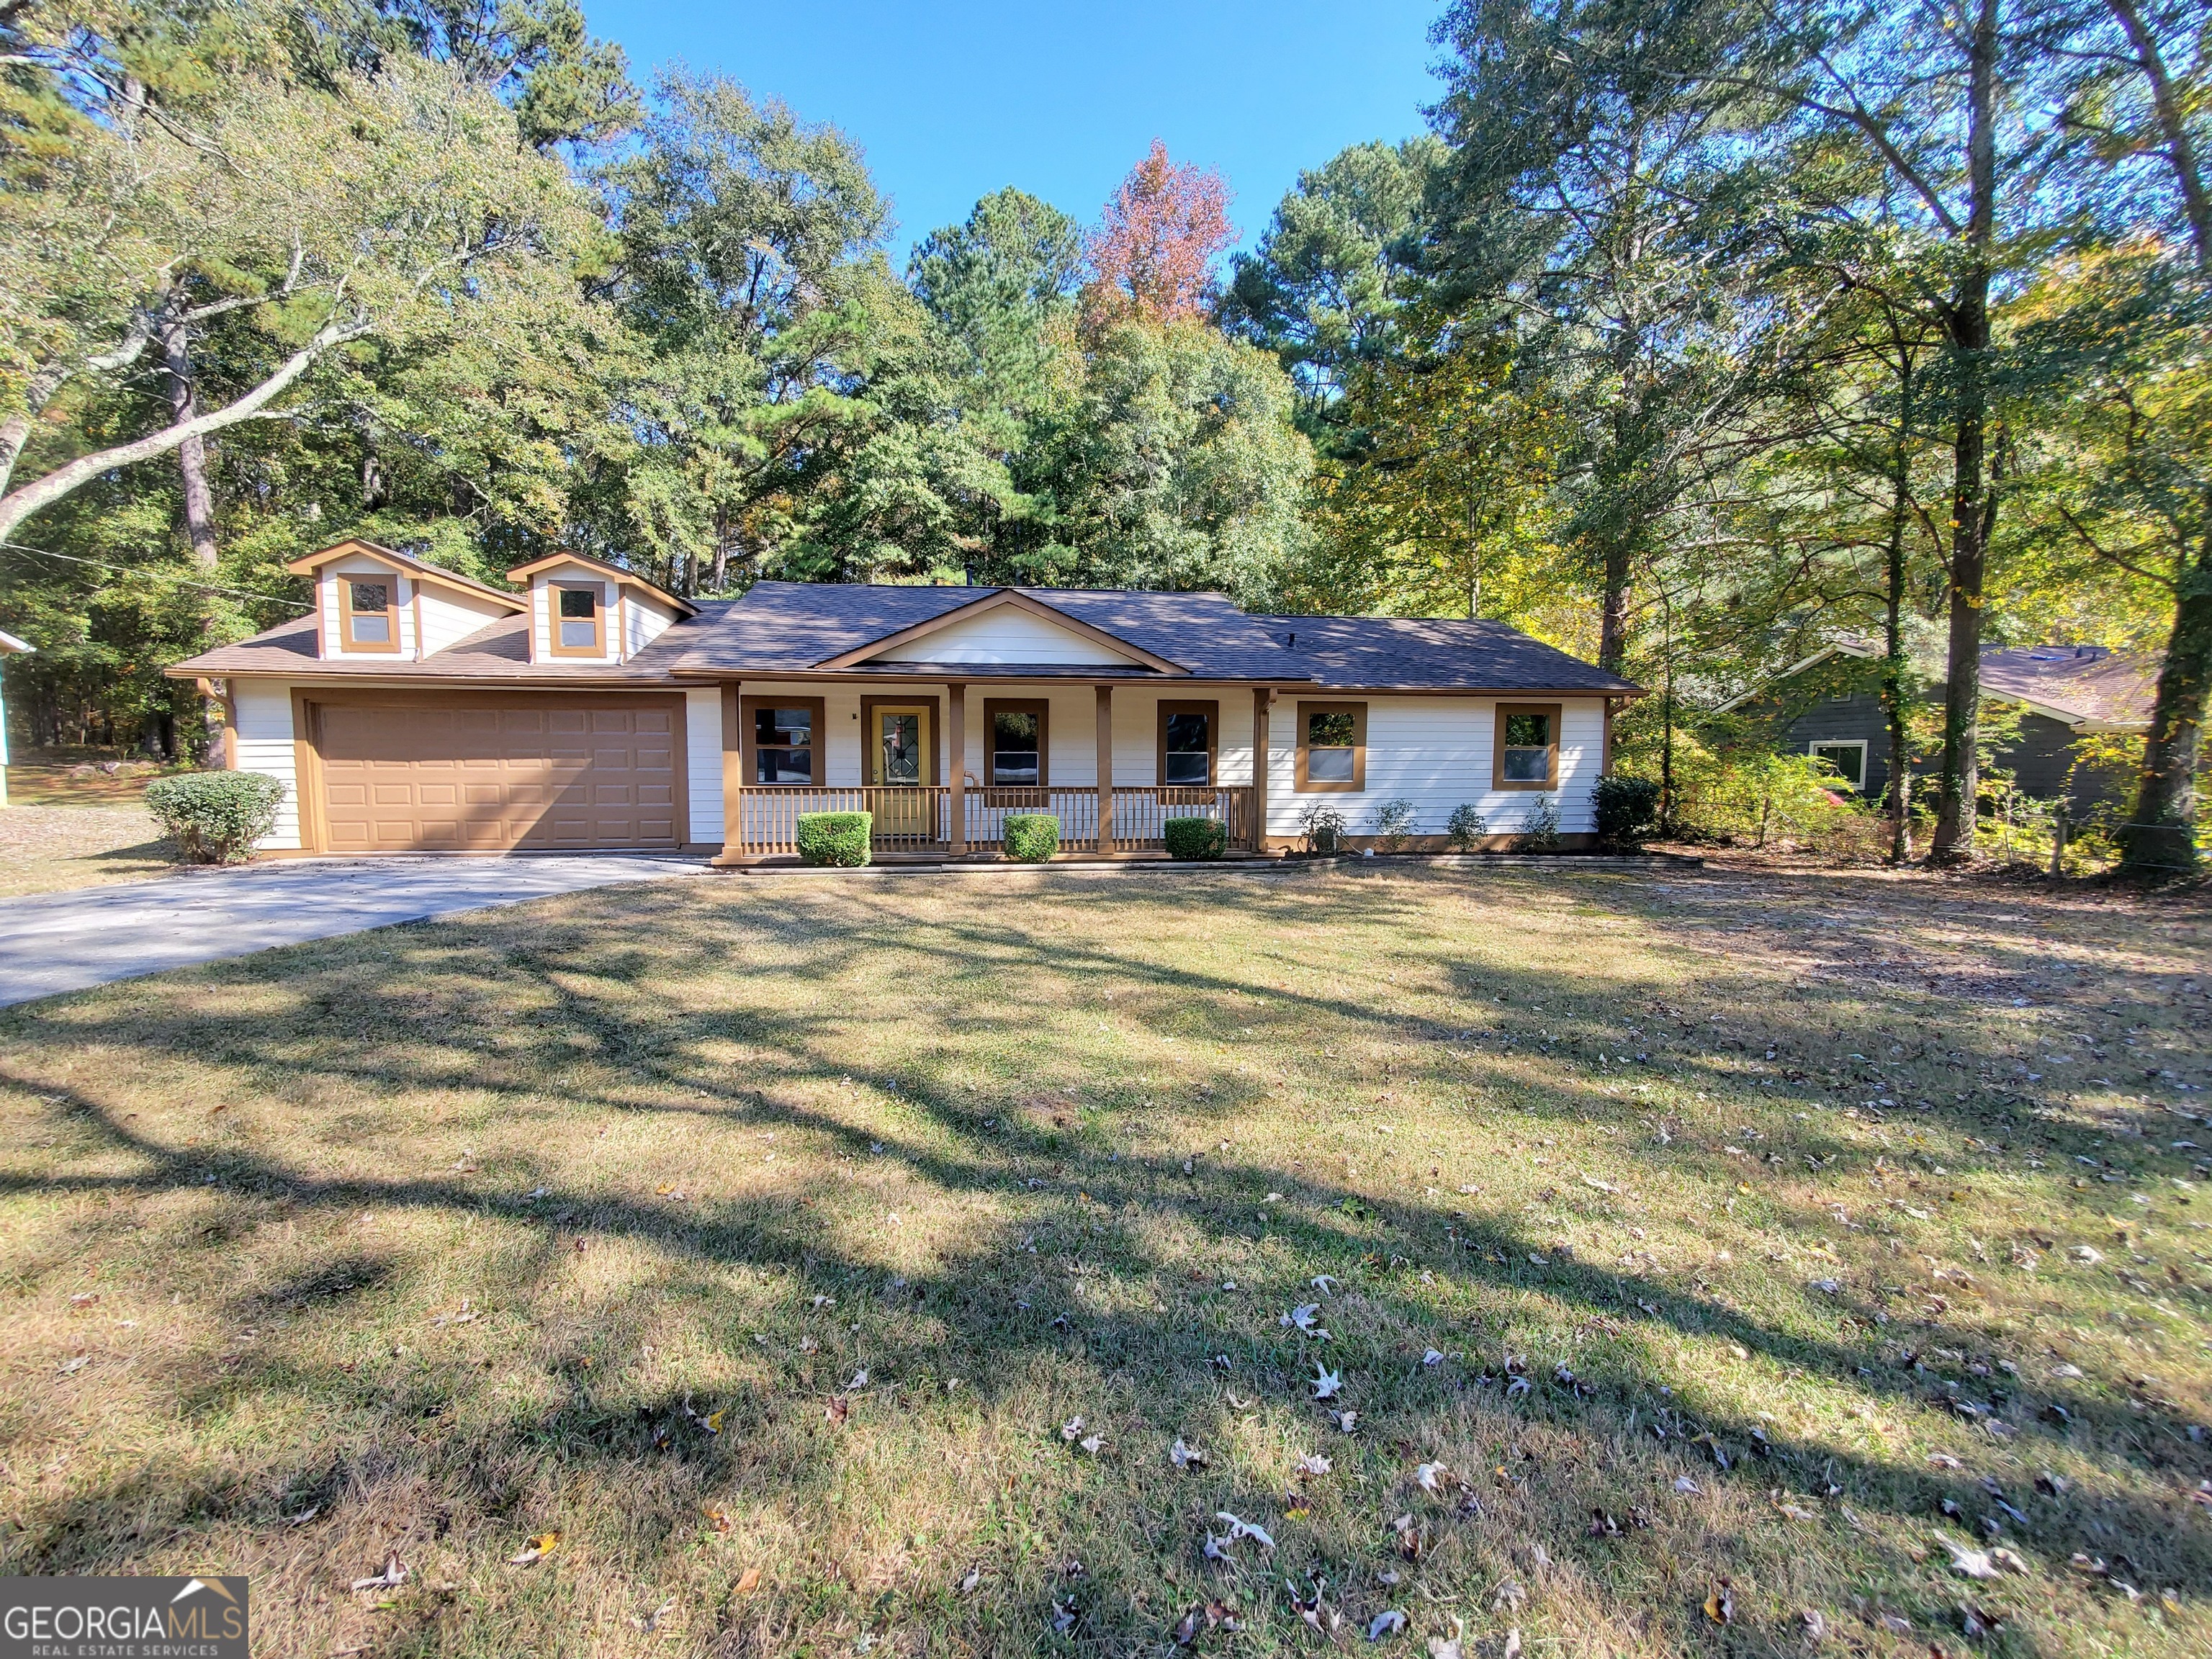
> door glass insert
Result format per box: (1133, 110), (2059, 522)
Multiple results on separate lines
(875, 709), (927, 786)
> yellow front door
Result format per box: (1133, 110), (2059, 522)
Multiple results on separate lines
(868, 704), (935, 839)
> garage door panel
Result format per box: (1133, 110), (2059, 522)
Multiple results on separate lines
(318, 697), (682, 853)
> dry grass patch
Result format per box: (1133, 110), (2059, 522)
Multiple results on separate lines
(0, 864), (2207, 1657)
(0, 803), (174, 896)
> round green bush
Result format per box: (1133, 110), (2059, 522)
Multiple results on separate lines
(1593, 775), (1662, 845)
(1161, 816), (1227, 860)
(144, 770), (287, 863)
(795, 810), (873, 866)
(1002, 813), (1060, 862)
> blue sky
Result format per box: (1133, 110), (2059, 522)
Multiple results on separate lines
(581, 0), (1448, 261)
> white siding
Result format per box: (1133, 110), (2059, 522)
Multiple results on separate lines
(232, 680), (300, 849)
(531, 572), (619, 665)
(871, 606), (1141, 666)
(1264, 696), (1606, 841)
(627, 592), (679, 657)
(321, 560), (416, 658)
(685, 686), (724, 842)
(1107, 688), (1255, 785)
(415, 586), (511, 656)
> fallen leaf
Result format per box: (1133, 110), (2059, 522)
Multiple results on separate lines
(1297, 1452), (1333, 1476)
(1170, 1437), (1208, 1470)
(956, 1564), (981, 1595)
(350, 1554), (408, 1593)
(1704, 1586), (1734, 1624)
(1413, 1461), (1449, 1492)
(824, 1395), (850, 1425)
(1427, 1616), (1466, 1659)
(508, 1532), (559, 1567)
(1213, 1511), (1275, 1550)
(1367, 1608), (1408, 1640)
(1312, 1364), (1343, 1400)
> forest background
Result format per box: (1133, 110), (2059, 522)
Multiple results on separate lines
(1, 0), (2206, 870)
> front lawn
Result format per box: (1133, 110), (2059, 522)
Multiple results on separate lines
(1, 866), (2206, 1657)
(0, 802), (176, 896)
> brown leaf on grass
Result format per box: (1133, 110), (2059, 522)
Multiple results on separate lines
(1704, 1584), (1734, 1624)
(734, 1564), (760, 1593)
(702, 1501), (734, 1534)
(824, 1395), (850, 1425)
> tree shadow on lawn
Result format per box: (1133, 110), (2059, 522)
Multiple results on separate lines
(0, 866), (2204, 1653)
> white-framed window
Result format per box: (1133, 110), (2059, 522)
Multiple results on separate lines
(1809, 739), (1867, 791)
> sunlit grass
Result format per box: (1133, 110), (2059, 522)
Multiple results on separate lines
(0, 864), (2205, 1656)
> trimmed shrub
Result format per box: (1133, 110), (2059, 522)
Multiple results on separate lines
(795, 811), (872, 866)
(1372, 797), (1418, 852)
(1593, 775), (1662, 845)
(1002, 813), (1059, 862)
(1446, 803), (1490, 852)
(145, 770), (287, 863)
(1518, 794), (1563, 853)
(1298, 801), (1346, 855)
(1162, 815), (1228, 860)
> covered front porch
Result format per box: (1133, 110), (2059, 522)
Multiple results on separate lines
(714, 679), (1272, 862)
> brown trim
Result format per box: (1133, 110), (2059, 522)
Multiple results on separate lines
(860, 694), (941, 786)
(504, 551), (699, 616)
(982, 697), (1050, 786)
(814, 588), (1187, 674)
(1096, 685), (1115, 851)
(1251, 688), (1271, 852)
(1601, 698), (1616, 775)
(290, 688), (326, 851)
(739, 694), (827, 787)
(719, 683), (742, 863)
(947, 681), (967, 853)
(548, 583), (608, 659)
(292, 688), (688, 854)
(1294, 699), (1366, 793)
(1156, 698), (1219, 787)
(410, 584), (425, 662)
(286, 539), (526, 612)
(1493, 701), (1563, 791)
(336, 573), (402, 654)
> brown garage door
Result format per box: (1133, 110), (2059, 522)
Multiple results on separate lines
(313, 695), (684, 853)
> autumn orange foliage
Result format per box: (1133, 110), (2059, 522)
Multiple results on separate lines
(1084, 139), (1236, 327)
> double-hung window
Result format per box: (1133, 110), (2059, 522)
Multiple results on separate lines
(746, 699), (821, 785)
(1295, 701), (1365, 792)
(984, 700), (1048, 787)
(1158, 701), (1217, 787)
(340, 577), (398, 652)
(1493, 703), (1561, 789)
(552, 585), (603, 655)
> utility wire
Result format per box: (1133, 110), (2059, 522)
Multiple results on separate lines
(0, 539), (312, 611)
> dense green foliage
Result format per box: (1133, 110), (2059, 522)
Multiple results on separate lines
(1160, 816), (1226, 860)
(4, 0), (2204, 868)
(1593, 775), (1662, 847)
(793, 811), (871, 867)
(143, 769), (287, 861)
(1000, 813), (1060, 862)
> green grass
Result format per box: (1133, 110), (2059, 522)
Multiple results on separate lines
(0, 864), (2206, 1657)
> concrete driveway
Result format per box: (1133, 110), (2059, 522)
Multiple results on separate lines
(0, 853), (709, 1008)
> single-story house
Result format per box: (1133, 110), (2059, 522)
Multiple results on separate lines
(0, 627), (30, 808)
(1718, 639), (2160, 811)
(166, 540), (1642, 861)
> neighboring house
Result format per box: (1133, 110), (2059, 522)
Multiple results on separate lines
(166, 539), (1642, 860)
(1719, 639), (2158, 809)
(0, 628), (30, 807)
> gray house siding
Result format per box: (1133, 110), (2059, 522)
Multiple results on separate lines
(1781, 690), (1893, 799)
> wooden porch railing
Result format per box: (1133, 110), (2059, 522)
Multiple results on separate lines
(729, 785), (1255, 857)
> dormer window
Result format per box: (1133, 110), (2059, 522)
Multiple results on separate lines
(552, 585), (603, 656)
(341, 578), (398, 652)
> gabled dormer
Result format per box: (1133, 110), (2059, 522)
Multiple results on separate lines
(815, 588), (1186, 672)
(285, 540), (526, 662)
(504, 553), (698, 665)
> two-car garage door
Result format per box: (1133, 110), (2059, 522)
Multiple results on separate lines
(310, 694), (683, 853)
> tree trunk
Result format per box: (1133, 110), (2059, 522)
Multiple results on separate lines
(161, 319), (220, 572)
(1930, 0), (1999, 865)
(2108, 0), (2209, 875)
(2121, 534), (2211, 873)
(711, 504), (731, 593)
(1883, 359), (1915, 864)
(1598, 537), (1632, 674)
